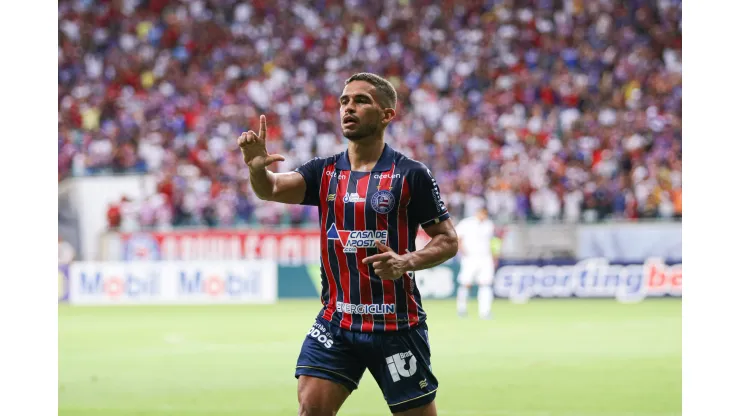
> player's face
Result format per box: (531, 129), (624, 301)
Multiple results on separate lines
(339, 81), (391, 141)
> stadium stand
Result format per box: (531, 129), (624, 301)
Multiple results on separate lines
(57, 0), (682, 229)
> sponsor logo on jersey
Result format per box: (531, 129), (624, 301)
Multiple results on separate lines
(336, 301), (396, 315)
(306, 322), (334, 349)
(429, 174), (446, 213)
(371, 190), (395, 214)
(327, 223), (388, 253)
(342, 192), (365, 203)
(325, 171), (346, 179)
(373, 173), (401, 179)
(386, 351), (417, 382)
(327, 193), (336, 201)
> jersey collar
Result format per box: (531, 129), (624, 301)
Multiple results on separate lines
(336, 143), (396, 172)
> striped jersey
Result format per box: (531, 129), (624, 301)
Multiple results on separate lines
(295, 144), (450, 332)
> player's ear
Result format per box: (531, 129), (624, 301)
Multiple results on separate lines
(381, 107), (396, 126)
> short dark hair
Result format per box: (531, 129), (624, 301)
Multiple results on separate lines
(344, 72), (397, 109)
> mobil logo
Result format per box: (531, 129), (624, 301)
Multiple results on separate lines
(78, 269), (160, 298)
(178, 267), (261, 297)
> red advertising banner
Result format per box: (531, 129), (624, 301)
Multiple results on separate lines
(111, 228), (433, 264)
(117, 229), (321, 264)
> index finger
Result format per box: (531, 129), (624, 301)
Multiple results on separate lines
(362, 252), (392, 265)
(375, 240), (393, 253)
(258, 114), (267, 140)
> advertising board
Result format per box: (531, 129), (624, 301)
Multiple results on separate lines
(68, 261), (278, 305)
(276, 258), (681, 303)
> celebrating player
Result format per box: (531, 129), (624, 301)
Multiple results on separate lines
(238, 73), (458, 416)
(455, 207), (496, 319)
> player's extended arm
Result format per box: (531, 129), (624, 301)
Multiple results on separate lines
(362, 219), (458, 280)
(237, 115), (307, 204)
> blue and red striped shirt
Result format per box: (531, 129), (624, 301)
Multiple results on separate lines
(295, 144), (450, 332)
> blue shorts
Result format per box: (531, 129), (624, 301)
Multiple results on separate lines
(295, 316), (438, 413)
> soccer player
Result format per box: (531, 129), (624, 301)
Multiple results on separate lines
(237, 73), (458, 416)
(455, 207), (496, 319)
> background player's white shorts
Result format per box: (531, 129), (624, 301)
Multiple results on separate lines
(457, 256), (495, 286)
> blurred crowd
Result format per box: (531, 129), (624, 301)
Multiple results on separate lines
(57, 0), (682, 231)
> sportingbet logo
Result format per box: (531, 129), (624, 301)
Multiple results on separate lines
(327, 223), (387, 253)
(494, 258), (682, 303)
(386, 351), (417, 382)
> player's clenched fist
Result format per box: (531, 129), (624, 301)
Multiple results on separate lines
(237, 114), (285, 170)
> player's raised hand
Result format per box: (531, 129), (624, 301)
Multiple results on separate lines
(362, 241), (409, 280)
(237, 115), (285, 170)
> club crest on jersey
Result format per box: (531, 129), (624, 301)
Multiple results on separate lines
(343, 192), (365, 203)
(371, 190), (395, 214)
(327, 223), (387, 253)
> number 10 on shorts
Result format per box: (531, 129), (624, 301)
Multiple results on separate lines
(385, 351), (417, 382)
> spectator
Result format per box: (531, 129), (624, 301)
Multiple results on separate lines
(106, 201), (122, 230)
(57, 0), (681, 229)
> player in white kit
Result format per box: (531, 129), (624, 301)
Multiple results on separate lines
(455, 207), (496, 319)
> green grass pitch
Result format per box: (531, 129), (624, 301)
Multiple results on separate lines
(59, 299), (681, 416)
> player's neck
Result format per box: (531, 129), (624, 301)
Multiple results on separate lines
(347, 137), (385, 172)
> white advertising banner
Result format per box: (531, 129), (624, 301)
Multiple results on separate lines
(68, 261), (278, 305)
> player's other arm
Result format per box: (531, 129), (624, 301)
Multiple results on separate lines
(403, 219), (458, 271)
(363, 220), (457, 280)
(362, 165), (458, 280)
(402, 166), (459, 271)
(237, 115), (306, 204)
